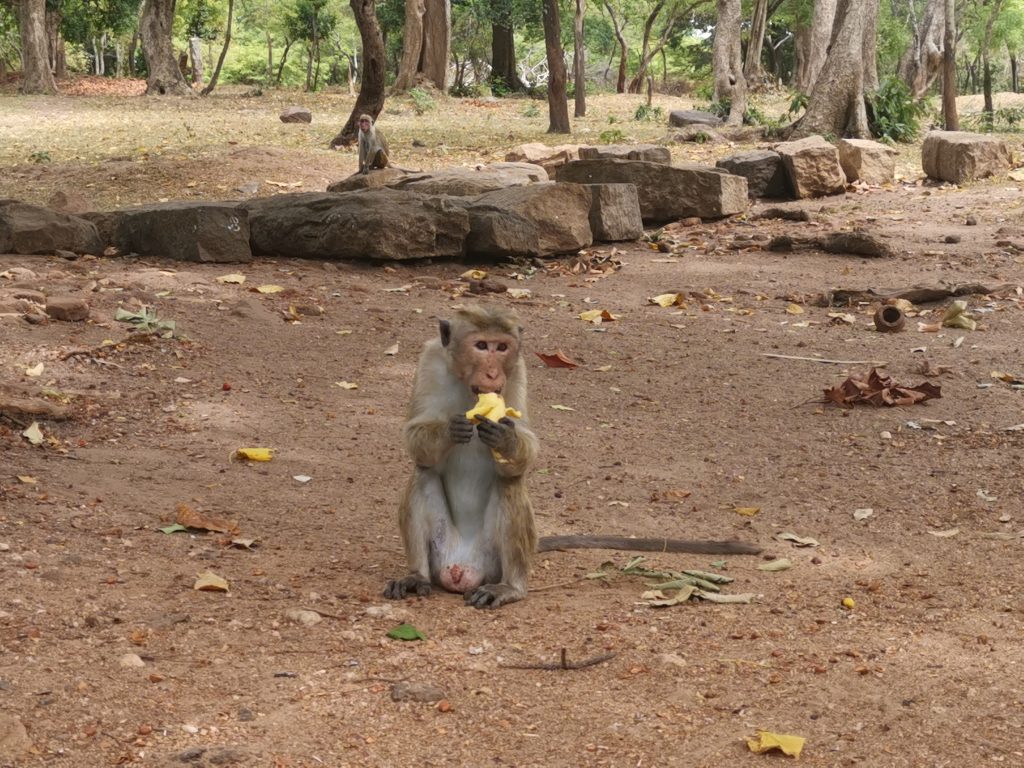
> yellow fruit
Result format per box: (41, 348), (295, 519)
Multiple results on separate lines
(841, 597), (856, 610)
(465, 392), (522, 423)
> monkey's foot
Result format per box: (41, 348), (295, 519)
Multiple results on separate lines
(464, 583), (524, 609)
(384, 574), (432, 600)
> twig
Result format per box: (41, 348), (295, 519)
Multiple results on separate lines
(528, 578), (584, 593)
(762, 353), (888, 365)
(501, 648), (616, 671)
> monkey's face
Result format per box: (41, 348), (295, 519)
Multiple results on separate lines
(454, 332), (519, 395)
(359, 119), (371, 132)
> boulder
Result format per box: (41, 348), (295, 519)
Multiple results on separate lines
(921, 131), (1013, 183)
(462, 206), (540, 259)
(668, 109), (723, 128)
(327, 162), (547, 197)
(280, 106), (312, 123)
(716, 150), (792, 199)
(45, 295), (89, 322)
(244, 189), (470, 261)
(504, 143), (582, 176)
(774, 135), (846, 199)
(663, 126), (727, 145)
(0, 200), (103, 255)
(837, 138), (897, 185)
(327, 168), (411, 192)
(471, 182), (593, 256)
(578, 144), (671, 164)
(583, 184), (643, 241)
(555, 159), (747, 224)
(96, 202), (252, 263)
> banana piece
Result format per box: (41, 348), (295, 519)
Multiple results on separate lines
(465, 392), (522, 423)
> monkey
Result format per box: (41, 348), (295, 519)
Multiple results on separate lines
(357, 113), (390, 175)
(384, 305), (761, 609)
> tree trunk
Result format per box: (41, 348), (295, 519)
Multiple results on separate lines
(201, 0), (233, 96)
(942, 0), (958, 129)
(789, 0), (871, 139)
(573, 0), (585, 117)
(140, 0), (193, 95)
(189, 36), (204, 84)
(266, 33), (273, 82)
(490, 23), (524, 92)
(861, 0), (878, 93)
(898, 0), (944, 98)
(17, 0), (58, 93)
(45, 8), (65, 78)
(1011, 55), (1019, 93)
(542, 0), (570, 133)
(394, 0), (425, 91)
(127, 29), (139, 77)
(330, 0), (387, 147)
(115, 39), (123, 77)
(713, 0), (746, 125)
(744, 0), (768, 87)
(421, 0), (449, 91)
(980, 0), (1004, 122)
(602, 1), (628, 93)
(795, 0), (836, 93)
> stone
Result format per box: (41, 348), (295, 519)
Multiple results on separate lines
(47, 190), (91, 214)
(99, 202), (252, 263)
(578, 144), (671, 164)
(44, 296), (89, 322)
(327, 167), (411, 192)
(0, 200), (103, 255)
(12, 289), (46, 304)
(921, 130), (1013, 183)
(837, 138), (897, 185)
(668, 109), (723, 128)
(279, 106), (312, 123)
(716, 150), (792, 199)
(504, 143), (582, 176)
(471, 182), (593, 255)
(244, 189), (470, 261)
(391, 682), (445, 703)
(583, 183), (644, 241)
(664, 126), (726, 144)
(556, 159), (747, 224)
(284, 608), (322, 627)
(775, 135), (847, 199)
(119, 652), (146, 668)
(0, 714), (31, 761)
(327, 163), (547, 197)
(462, 205), (540, 259)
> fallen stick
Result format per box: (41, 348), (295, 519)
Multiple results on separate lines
(762, 354), (888, 365)
(501, 648), (616, 671)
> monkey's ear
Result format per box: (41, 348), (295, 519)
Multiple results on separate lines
(439, 319), (452, 347)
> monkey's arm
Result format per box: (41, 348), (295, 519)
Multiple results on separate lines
(404, 415), (470, 467)
(476, 417), (537, 478)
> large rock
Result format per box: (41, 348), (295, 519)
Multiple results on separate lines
(668, 109), (723, 128)
(578, 144), (671, 164)
(471, 182), (593, 256)
(327, 162), (547, 197)
(583, 184), (643, 241)
(462, 206), (540, 259)
(775, 135), (846, 199)
(716, 150), (792, 199)
(837, 138), (897, 185)
(555, 159), (747, 224)
(921, 131), (1013, 183)
(95, 202), (252, 263)
(0, 200), (103, 255)
(504, 144), (582, 177)
(280, 106), (312, 123)
(244, 189), (470, 261)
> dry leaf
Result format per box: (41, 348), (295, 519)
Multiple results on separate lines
(928, 528), (960, 538)
(758, 558), (792, 572)
(649, 293), (684, 308)
(535, 350), (579, 369)
(785, 303), (805, 315)
(734, 506), (760, 517)
(22, 422), (44, 445)
(644, 584), (698, 606)
(461, 269), (487, 280)
(216, 273), (246, 284)
(175, 502), (240, 535)
(579, 309), (618, 324)
(550, 404), (576, 412)
(265, 179), (303, 188)
(255, 284), (284, 294)
(334, 381), (359, 389)
(506, 288), (531, 299)
(193, 571), (230, 592)
(746, 730), (805, 758)
(24, 362), (44, 377)
(17, 475), (38, 484)
(823, 368), (941, 408)
(234, 447), (273, 462)
(776, 532), (819, 547)
(384, 343), (399, 356)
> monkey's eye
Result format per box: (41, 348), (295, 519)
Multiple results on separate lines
(475, 341), (488, 351)
(497, 343), (508, 352)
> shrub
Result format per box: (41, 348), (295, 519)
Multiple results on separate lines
(867, 78), (929, 143)
(634, 104), (664, 122)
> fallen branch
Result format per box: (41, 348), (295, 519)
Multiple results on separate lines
(762, 354), (888, 365)
(0, 396), (70, 421)
(819, 283), (1021, 307)
(501, 648), (616, 671)
(769, 230), (895, 258)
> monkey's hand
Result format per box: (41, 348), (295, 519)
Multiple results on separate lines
(476, 416), (517, 457)
(449, 414), (475, 444)
(361, 167), (369, 175)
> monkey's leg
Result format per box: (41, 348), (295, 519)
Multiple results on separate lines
(384, 472), (447, 600)
(464, 487), (535, 609)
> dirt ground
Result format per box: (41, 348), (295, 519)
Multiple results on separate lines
(3, 83), (1024, 767)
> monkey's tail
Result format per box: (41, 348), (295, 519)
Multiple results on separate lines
(537, 535), (761, 556)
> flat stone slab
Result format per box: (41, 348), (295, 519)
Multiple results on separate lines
(716, 150), (792, 199)
(668, 109), (723, 128)
(471, 182), (593, 256)
(0, 199), (103, 255)
(327, 162), (547, 197)
(578, 144), (671, 164)
(922, 131), (1012, 183)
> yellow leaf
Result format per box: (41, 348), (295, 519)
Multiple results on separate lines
(24, 362), (44, 377)
(193, 571), (230, 592)
(550, 404), (576, 412)
(746, 731), (805, 758)
(506, 288), (531, 299)
(256, 284), (284, 294)
(649, 293), (683, 308)
(335, 381), (359, 390)
(461, 269), (487, 280)
(216, 273), (246, 284)
(785, 303), (804, 315)
(579, 309), (618, 324)
(22, 422), (44, 446)
(17, 475), (38, 484)
(842, 597), (856, 609)
(734, 506), (760, 517)
(235, 447), (273, 462)
(336, 329), (353, 335)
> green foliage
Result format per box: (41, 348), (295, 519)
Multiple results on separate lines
(521, 104), (541, 118)
(409, 87), (437, 115)
(28, 151), (51, 164)
(599, 128), (627, 144)
(607, 114), (618, 124)
(962, 106), (1024, 133)
(867, 78), (930, 143)
(634, 104), (664, 122)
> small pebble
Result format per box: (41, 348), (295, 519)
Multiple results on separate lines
(119, 653), (146, 669)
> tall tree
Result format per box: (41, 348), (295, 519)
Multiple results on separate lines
(140, 0), (193, 94)
(541, 0), (569, 132)
(393, 0), (424, 90)
(712, 0), (745, 124)
(942, 0), (958, 128)
(201, 0), (234, 95)
(601, 0), (627, 93)
(17, 0), (58, 93)
(980, 0), (1005, 120)
(573, 0), (585, 117)
(794, 0), (836, 93)
(420, 0), (449, 90)
(898, 0), (945, 98)
(743, 0), (768, 86)
(789, 0), (877, 139)
(627, 0), (707, 93)
(489, 0), (525, 92)
(330, 0), (386, 147)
